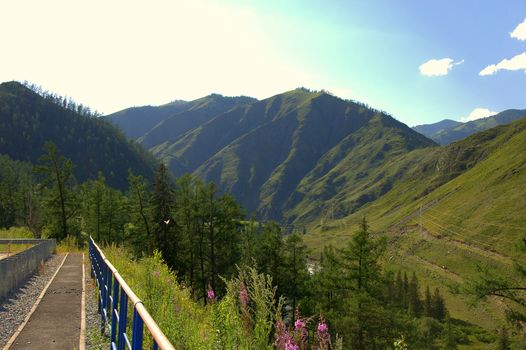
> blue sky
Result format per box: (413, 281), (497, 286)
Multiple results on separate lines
(1, 0), (525, 126)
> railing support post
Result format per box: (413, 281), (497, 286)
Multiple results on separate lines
(117, 288), (128, 350)
(131, 308), (143, 350)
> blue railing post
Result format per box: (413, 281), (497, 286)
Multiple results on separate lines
(101, 257), (107, 334)
(117, 288), (128, 350)
(131, 309), (144, 350)
(110, 278), (119, 346)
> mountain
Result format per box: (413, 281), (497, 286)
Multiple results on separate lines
(105, 94), (256, 141)
(306, 116), (526, 329)
(138, 94), (257, 148)
(104, 101), (190, 140)
(144, 88), (436, 222)
(0, 81), (157, 190)
(412, 119), (462, 136)
(413, 109), (526, 145)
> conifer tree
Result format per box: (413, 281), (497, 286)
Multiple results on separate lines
(408, 272), (422, 317)
(424, 286), (433, 317)
(128, 172), (152, 254)
(35, 142), (79, 240)
(151, 163), (178, 267)
(498, 327), (511, 350)
(432, 288), (447, 320)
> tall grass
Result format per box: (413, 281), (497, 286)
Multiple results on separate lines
(0, 226), (34, 239)
(98, 245), (343, 349)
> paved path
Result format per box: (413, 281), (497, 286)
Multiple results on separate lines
(8, 253), (84, 350)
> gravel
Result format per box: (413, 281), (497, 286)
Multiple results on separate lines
(0, 254), (64, 348)
(85, 260), (109, 349)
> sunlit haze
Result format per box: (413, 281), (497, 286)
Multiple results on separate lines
(1, 0), (525, 125)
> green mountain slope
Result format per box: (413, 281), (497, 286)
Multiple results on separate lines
(138, 94), (256, 149)
(150, 88), (435, 221)
(0, 81), (157, 189)
(413, 109), (526, 145)
(104, 100), (190, 139)
(106, 94), (256, 142)
(306, 117), (526, 331)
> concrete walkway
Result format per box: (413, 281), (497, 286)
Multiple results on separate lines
(8, 253), (84, 350)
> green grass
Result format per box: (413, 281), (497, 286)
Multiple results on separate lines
(0, 226), (34, 239)
(302, 117), (526, 341)
(0, 243), (34, 256)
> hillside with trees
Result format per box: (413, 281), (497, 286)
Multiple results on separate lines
(0, 81), (157, 190)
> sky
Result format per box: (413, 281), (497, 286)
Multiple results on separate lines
(1, 0), (525, 126)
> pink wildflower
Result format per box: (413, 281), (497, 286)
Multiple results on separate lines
(239, 286), (249, 306)
(153, 270), (160, 278)
(275, 319), (299, 350)
(207, 288), (216, 301)
(317, 318), (331, 349)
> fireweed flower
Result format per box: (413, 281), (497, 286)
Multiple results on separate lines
(239, 286), (249, 306)
(275, 319), (299, 350)
(294, 318), (307, 343)
(207, 288), (216, 301)
(295, 318), (306, 331)
(317, 320), (331, 348)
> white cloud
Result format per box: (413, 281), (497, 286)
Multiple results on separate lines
(419, 58), (463, 76)
(511, 18), (526, 41)
(460, 108), (497, 122)
(479, 52), (526, 76)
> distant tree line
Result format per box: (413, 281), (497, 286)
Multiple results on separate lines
(21, 81), (101, 118)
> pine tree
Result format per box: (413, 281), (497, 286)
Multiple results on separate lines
(498, 327), (511, 350)
(424, 286), (433, 317)
(396, 271), (404, 306)
(255, 221), (284, 290)
(128, 172), (152, 254)
(442, 316), (458, 350)
(337, 218), (393, 349)
(151, 164), (178, 267)
(282, 233), (309, 324)
(432, 288), (447, 320)
(35, 142), (79, 240)
(408, 272), (422, 317)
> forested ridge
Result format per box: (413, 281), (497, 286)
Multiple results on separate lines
(0, 81), (157, 190)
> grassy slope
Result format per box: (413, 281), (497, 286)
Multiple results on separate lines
(304, 117), (526, 337)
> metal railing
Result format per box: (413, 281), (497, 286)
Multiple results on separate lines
(89, 237), (175, 350)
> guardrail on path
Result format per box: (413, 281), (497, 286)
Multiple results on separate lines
(89, 237), (175, 350)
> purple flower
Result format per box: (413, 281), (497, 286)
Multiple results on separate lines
(285, 339), (299, 350)
(317, 319), (331, 349)
(167, 278), (173, 285)
(239, 287), (249, 306)
(153, 270), (160, 279)
(207, 288), (216, 301)
(275, 319), (299, 350)
(294, 318), (307, 345)
(294, 318), (306, 331)
(317, 322), (328, 335)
